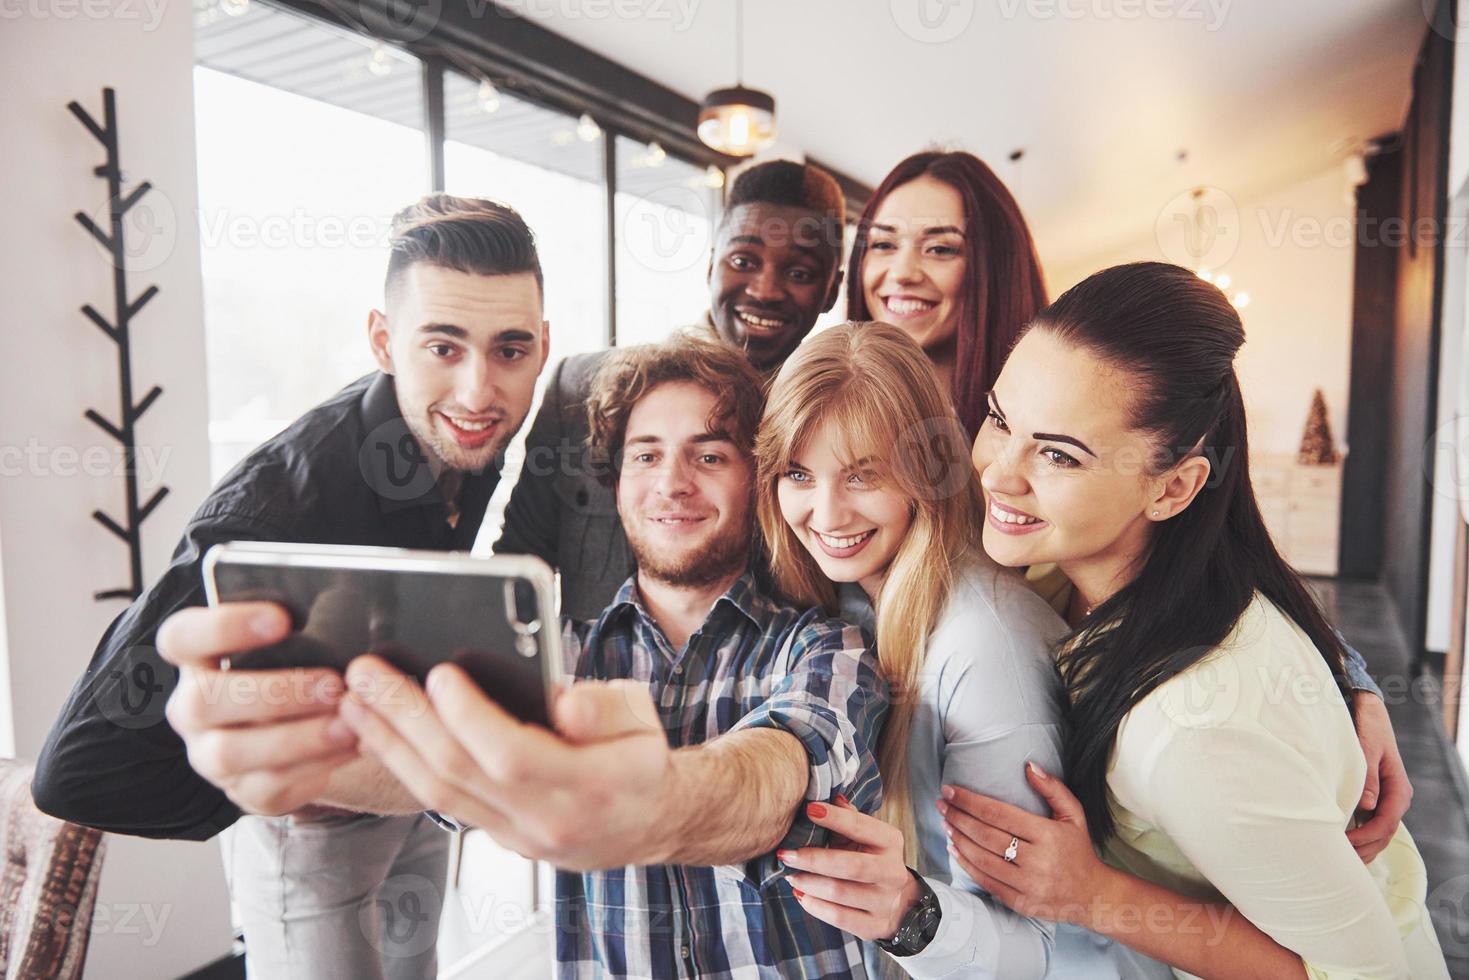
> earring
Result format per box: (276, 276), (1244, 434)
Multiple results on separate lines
(1152, 510), (1160, 518)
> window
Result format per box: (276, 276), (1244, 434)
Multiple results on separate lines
(194, 1), (427, 480)
(444, 69), (609, 364)
(613, 136), (722, 346)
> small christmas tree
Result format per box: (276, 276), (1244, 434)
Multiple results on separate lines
(1298, 388), (1339, 465)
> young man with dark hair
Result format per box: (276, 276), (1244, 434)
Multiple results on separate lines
(496, 158), (847, 619)
(33, 194), (552, 979)
(155, 332), (889, 979)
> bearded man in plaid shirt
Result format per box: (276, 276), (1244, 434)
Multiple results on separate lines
(340, 332), (889, 978)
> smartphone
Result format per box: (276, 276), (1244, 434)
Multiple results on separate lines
(203, 542), (562, 727)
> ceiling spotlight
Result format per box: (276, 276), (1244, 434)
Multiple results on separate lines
(577, 113), (602, 142)
(367, 44), (393, 77)
(477, 79), (501, 114)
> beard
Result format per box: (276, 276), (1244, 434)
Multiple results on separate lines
(403, 403), (523, 475)
(623, 501), (754, 589)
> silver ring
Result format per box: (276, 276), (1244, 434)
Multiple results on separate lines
(1003, 836), (1020, 863)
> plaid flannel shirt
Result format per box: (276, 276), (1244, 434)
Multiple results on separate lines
(554, 572), (888, 979)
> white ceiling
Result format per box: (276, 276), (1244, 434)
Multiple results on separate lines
(512, 0), (1428, 274)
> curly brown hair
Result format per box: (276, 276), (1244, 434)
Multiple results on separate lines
(585, 332), (766, 487)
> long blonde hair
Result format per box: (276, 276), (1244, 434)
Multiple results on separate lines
(754, 322), (983, 860)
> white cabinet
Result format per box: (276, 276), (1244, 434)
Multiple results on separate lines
(1252, 454), (1343, 576)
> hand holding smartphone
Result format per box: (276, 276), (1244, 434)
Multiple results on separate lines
(203, 542), (562, 727)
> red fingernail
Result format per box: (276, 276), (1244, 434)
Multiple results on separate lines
(807, 802), (827, 819)
(777, 850), (792, 862)
(792, 889), (805, 899)
(835, 793), (850, 807)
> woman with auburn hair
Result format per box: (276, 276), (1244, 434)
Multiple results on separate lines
(947, 262), (1448, 978)
(848, 151), (1047, 439)
(756, 322), (1164, 978)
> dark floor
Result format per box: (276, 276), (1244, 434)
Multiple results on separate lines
(1311, 579), (1469, 978)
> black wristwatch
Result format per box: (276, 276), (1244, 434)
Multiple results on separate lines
(875, 868), (942, 957)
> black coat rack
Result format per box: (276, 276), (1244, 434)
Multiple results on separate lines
(69, 87), (169, 602)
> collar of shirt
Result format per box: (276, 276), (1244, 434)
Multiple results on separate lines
(596, 569), (768, 653)
(357, 371), (500, 529)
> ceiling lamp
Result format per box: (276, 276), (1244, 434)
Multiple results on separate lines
(697, 0), (776, 157)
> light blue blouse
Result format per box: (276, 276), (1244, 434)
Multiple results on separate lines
(842, 555), (1172, 979)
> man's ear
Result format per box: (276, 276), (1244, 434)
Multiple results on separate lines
(822, 267), (844, 314)
(1148, 454), (1212, 522)
(367, 309), (395, 375)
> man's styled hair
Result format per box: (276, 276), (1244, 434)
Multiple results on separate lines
(585, 332), (766, 486)
(384, 193), (543, 302)
(720, 160), (846, 262)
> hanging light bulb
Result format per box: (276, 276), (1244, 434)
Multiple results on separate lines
(1213, 272), (1232, 290)
(697, 1), (777, 157)
(577, 113), (602, 142)
(1232, 292), (1251, 309)
(220, 0), (249, 16)
(703, 165), (726, 189)
(367, 44), (393, 77)
(644, 141), (666, 168)
(477, 79), (501, 114)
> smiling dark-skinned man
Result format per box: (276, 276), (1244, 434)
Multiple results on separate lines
(494, 159), (846, 618)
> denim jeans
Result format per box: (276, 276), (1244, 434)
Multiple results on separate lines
(222, 811), (450, 980)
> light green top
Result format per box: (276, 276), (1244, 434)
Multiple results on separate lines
(1030, 565), (1446, 979)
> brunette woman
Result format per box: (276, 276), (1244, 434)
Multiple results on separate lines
(948, 262), (1447, 979)
(848, 151), (1046, 439)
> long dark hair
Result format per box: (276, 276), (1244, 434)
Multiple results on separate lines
(847, 151), (1047, 438)
(1032, 262), (1353, 846)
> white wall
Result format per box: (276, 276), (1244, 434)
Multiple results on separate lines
(0, 5), (234, 978)
(1049, 164), (1359, 461)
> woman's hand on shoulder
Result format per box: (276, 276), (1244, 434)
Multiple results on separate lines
(940, 762), (1111, 924)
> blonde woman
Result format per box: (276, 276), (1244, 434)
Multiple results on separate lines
(756, 322), (1162, 978)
